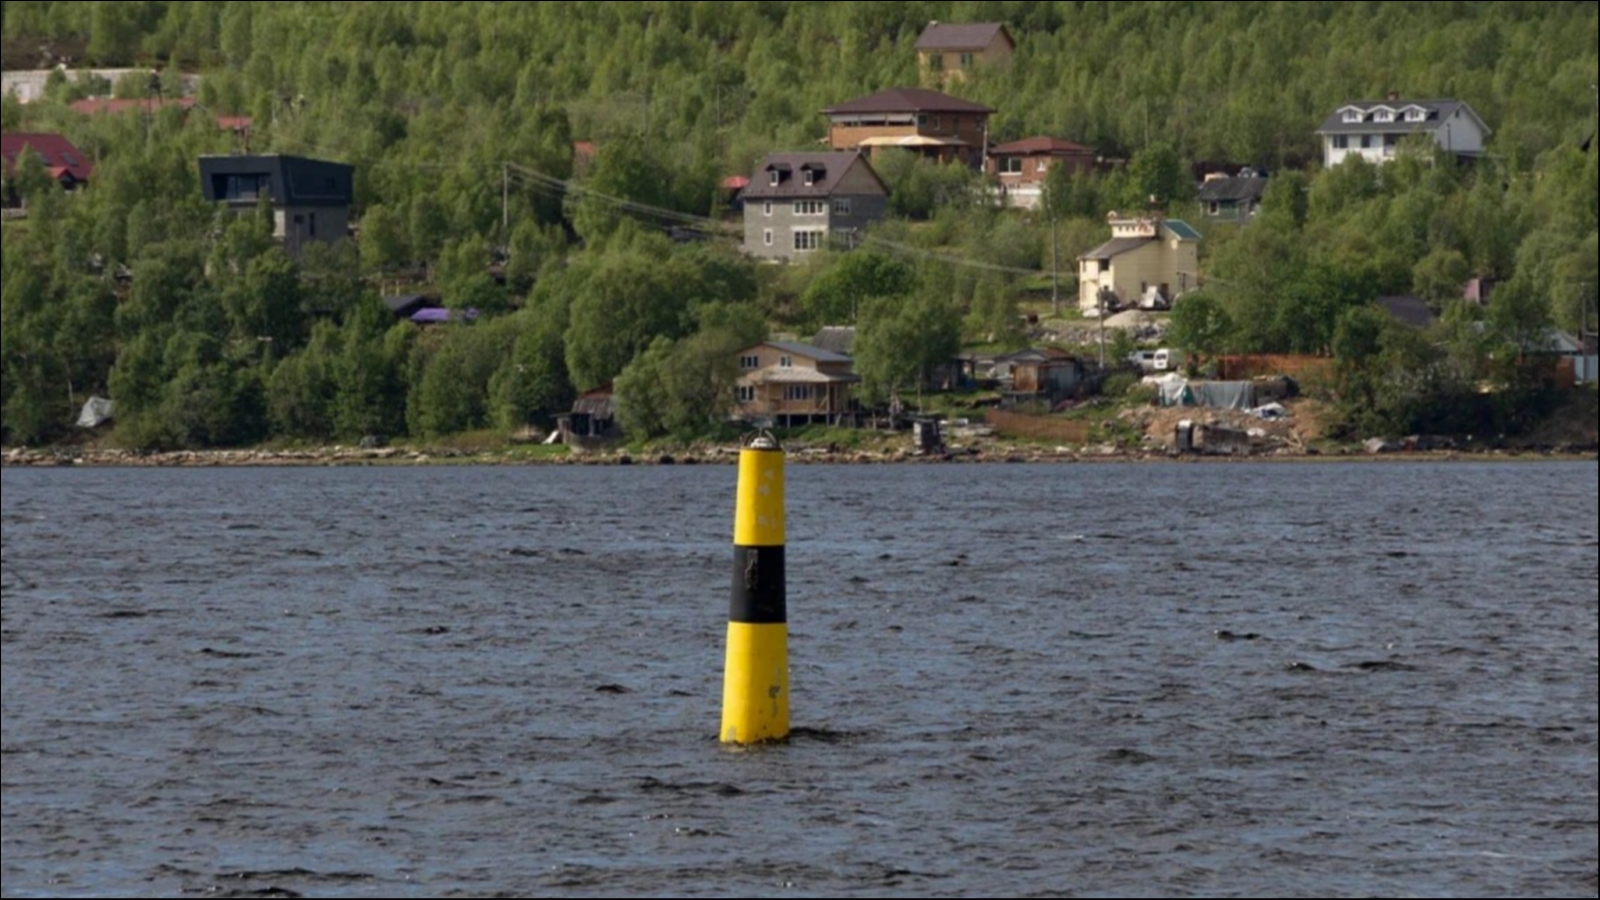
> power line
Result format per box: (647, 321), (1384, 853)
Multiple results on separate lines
(268, 136), (1067, 276)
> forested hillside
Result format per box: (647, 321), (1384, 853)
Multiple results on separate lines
(2, 2), (1596, 448)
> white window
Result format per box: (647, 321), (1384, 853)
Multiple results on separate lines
(785, 386), (814, 402)
(960, 53), (975, 68)
(999, 157), (1024, 175)
(793, 231), (824, 252)
(1333, 135), (1349, 149)
(1038, 160), (1050, 173)
(1361, 135), (1374, 149)
(793, 201), (826, 217)
(779, 356), (794, 369)
(738, 386), (756, 403)
(741, 356), (761, 370)
(763, 229), (773, 247)
(769, 171), (780, 187)
(803, 170), (815, 187)
(1343, 109), (1363, 124)
(1374, 110), (1395, 123)
(1406, 108), (1427, 122)
(833, 198), (852, 217)
(763, 201), (773, 217)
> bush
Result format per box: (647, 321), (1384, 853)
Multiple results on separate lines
(1126, 385), (1161, 407)
(1101, 372), (1142, 399)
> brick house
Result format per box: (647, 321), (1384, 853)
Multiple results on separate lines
(823, 88), (994, 169)
(986, 137), (1097, 210)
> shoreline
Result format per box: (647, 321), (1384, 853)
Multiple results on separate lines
(3, 444), (1597, 469)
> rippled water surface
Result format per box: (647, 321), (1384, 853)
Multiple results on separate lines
(2, 463), (1597, 899)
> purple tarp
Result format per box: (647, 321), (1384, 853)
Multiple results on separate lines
(410, 308), (481, 324)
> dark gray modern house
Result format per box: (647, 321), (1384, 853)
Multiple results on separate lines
(199, 154), (354, 256)
(742, 152), (889, 263)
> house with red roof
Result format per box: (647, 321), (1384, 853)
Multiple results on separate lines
(2, 132), (93, 210)
(823, 87), (994, 169)
(986, 137), (1098, 210)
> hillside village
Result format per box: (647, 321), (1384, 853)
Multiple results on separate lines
(2, 3), (1596, 458)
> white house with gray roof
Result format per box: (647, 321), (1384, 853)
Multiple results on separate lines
(742, 152), (889, 263)
(1316, 98), (1491, 169)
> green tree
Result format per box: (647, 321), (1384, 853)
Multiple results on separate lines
(359, 204), (411, 273)
(562, 241), (700, 390)
(853, 290), (962, 406)
(489, 315), (573, 431)
(1413, 249), (1472, 309)
(1168, 291), (1233, 361)
(1124, 141), (1190, 211)
(798, 252), (916, 328)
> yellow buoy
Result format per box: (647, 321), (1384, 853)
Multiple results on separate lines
(721, 436), (789, 745)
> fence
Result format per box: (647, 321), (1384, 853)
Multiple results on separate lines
(985, 410), (1092, 445)
(1216, 355), (1335, 383)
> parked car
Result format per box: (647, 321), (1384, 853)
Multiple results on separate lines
(1129, 349), (1178, 374)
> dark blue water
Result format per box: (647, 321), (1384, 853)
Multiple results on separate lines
(2, 463), (1596, 898)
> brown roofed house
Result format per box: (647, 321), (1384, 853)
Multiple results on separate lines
(916, 22), (1016, 86)
(823, 88), (994, 169)
(735, 342), (861, 427)
(987, 137), (1097, 210)
(742, 152), (889, 263)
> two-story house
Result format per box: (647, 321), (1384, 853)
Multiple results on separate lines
(199, 154), (353, 256)
(742, 153), (890, 263)
(823, 88), (994, 169)
(916, 22), (1015, 87)
(1198, 173), (1269, 225)
(735, 342), (861, 427)
(1316, 98), (1491, 169)
(986, 137), (1097, 210)
(1078, 215), (1201, 314)
(2, 132), (92, 211)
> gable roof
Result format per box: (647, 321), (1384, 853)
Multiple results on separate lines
(1377, 296), (1438, 329)
(1080, 237), (1156, 262)
(824, 88), (994, 117)
(742, 153), (888, 200)
(915, 22), (1015, 53)
(1198, 176), (1269, 204)
(1, 132), (93, 181)
(990, 137), (1094, 157)
(762, 341), (854, 365)
(811, 327), (858, 357)
(1317, 99), (1492, 138)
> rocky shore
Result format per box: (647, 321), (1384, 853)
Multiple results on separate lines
(3, 441), (1595, 469)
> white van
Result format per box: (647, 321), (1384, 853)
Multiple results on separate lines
(1128, 349), (1176, 374)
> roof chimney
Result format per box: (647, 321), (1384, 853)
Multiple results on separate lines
(1387, 90), (1400, 102)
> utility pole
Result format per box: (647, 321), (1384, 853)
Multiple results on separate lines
(1051, 214), (1061, 319)
(1098, 289), (1108, 370)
